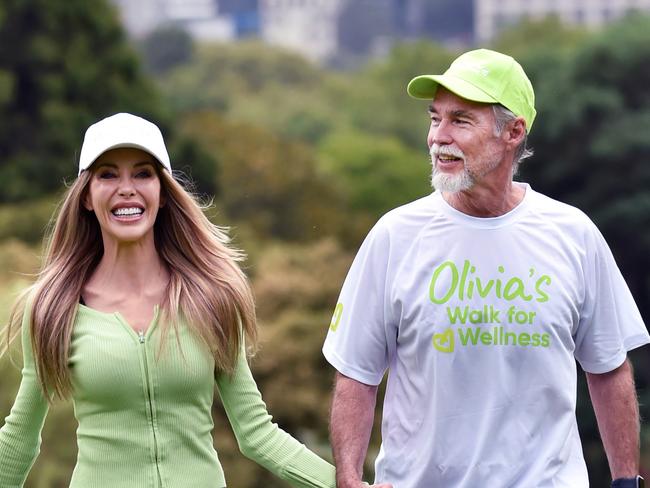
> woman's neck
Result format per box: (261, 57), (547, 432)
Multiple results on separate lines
(85, 236), (169, 299)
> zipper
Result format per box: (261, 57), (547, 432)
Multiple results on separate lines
(138, 330), (164, 487)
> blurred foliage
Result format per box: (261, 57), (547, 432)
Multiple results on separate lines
(0, 240), (40, 284)
(159, 40), (357, 155)
(1, 8), (649, 488)
(344, 41), (453, 149)
(0, 0), (165, 202)
(492, 16), (589, 61)
(138, 26), (194, 75)
(177, 111), (344, 242)
(161, 41), (324, 115)
(0, 195), (59, 244)
(318, 129), (430, 245)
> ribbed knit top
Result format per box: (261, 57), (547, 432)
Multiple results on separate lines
(0, 304), (336, 488)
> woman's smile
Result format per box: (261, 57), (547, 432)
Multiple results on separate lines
(84, 147), (162, 245)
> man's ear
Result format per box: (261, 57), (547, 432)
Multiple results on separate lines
(505, 117), (527, 148)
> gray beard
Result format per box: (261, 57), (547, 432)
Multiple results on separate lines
(431, 164), (475, 193)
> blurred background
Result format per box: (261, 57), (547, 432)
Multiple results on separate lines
(1, 0), (649, 486)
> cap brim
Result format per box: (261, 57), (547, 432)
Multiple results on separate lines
(78, 142), (170, 175)
(407, 74), (498, 105)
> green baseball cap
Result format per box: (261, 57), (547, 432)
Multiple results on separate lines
(407, 49), (537, 133)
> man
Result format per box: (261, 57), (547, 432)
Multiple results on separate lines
(323, 49), (648, 488)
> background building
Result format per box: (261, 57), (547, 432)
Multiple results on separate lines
(110, 0), (238, 41)
(475, 0), (650, 42)
(259, 0), (344, 63)
(110, 0), (650, 64)
(110, 0), (166, 38)
(110, 0), (473, 64)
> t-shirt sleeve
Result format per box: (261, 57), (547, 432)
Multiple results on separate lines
(574, 224), (649, 373)
(0, 303), (50, 487)
(322, 219), (394, 386)
(215, 343), (335, 488)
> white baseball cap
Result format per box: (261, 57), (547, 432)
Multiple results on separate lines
(78, 112), (171, 175)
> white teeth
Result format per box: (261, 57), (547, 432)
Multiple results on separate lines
(113, 207), (143, 216)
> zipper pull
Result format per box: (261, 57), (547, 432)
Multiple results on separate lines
(138, 330), (145, 344)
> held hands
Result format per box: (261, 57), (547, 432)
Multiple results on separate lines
(336, 477), (393, 488)
(335, 467), (393, 488)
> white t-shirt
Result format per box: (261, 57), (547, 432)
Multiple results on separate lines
(323, 184), (649, 488)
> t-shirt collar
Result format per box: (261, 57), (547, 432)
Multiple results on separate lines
(433, 182), (531, 228)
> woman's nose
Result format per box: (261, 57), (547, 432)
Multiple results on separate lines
(117, 177), (136, 197)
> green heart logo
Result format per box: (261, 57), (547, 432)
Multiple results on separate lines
(432, 328), (454, 353)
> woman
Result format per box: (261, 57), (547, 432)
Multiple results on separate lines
(0, 113), (336, 487)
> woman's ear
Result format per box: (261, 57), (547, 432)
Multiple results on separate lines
(82, 190), (93, 211)
(159, 187), (166, 208)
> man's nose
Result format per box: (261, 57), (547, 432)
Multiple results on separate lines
(428, 119), (453, 148)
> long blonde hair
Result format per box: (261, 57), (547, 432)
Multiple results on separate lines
(4, 167), (257, 400)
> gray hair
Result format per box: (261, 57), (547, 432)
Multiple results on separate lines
(492, 104), (534, 175)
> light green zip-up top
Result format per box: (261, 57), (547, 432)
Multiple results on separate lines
(0, 304), (336, 487)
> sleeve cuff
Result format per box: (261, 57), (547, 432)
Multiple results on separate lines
(578, 333), (650, 374)
(322, 345), (384, 386)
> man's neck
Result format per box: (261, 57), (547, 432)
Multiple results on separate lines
(442, 180), (526, 218)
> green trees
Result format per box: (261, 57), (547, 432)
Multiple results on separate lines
(139, 26), (193, 75)
(177, 111), (343, 242)
(318, 130), (430, 243)
(0, 0), (162, 202)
